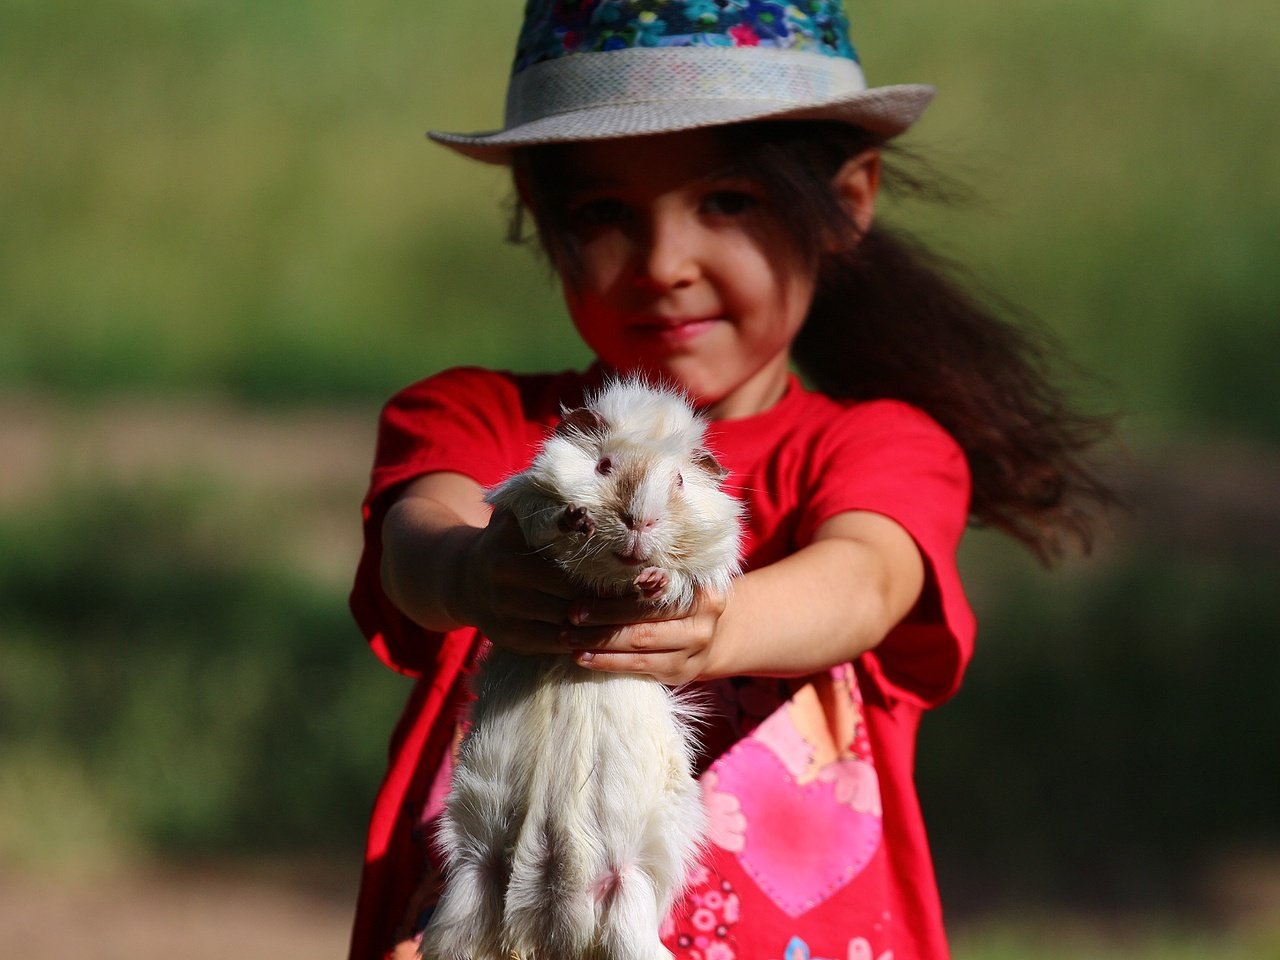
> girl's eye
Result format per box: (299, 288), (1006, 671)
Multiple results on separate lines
(702, 190), (758, 217)
(596, 457), (613, 476)
(570, 198), (630, 228)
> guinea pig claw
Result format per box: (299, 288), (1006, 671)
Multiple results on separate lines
(559, 504), (595, 536)
(634, 566), (669, 599)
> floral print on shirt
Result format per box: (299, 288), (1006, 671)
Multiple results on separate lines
(662, 662), (891, 958)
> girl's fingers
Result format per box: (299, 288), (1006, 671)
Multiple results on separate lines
(484, 509), (579, 599)
(561, 615), (679, 652)
(558, 604), (718, 685)
(567, 595), (686, 627)
(561, 620), (702, 665)
(493, 620), (579, 656)
(504, 588), (573, 627)
(510, 551), (580, 599)
(572, 648), (699, 686)
(567, 587), (728, 627)
(558, 625), (614, 648)
(560, 627), (681, 653)
(574, 650), (662, 674)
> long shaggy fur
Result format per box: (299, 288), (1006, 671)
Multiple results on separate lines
(420, 378), (742, 960)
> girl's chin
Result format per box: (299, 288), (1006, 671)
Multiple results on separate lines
(597, 351), (790, 417)
(599, 358), (717, 401)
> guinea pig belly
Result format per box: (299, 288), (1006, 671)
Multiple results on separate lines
(577, 675), (706, 885)
(572, 674), (708, 949)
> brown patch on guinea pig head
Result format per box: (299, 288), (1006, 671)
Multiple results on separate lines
(555, 406), (607, 440)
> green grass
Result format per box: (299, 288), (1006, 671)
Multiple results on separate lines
(952, 918), (1280, 960)
(2, 0), (1277, 439)
(0, 482), (405, 868)
(2, 0), (1278, 942)
(2, 480), (1276, 915)
(922, 530), (1280, 912)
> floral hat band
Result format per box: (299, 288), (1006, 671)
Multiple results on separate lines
(512, 0), (860, 68)
(428, 0), (934, 165)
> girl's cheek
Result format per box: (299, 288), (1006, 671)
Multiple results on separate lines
(576, 249), (632, 299)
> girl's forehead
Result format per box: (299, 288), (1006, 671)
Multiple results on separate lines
(558, 129), (744, 191)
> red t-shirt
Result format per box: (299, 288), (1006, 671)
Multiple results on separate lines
(348, 366), (975, 960)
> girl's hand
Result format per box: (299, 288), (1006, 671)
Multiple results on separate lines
(382, 473), (580, 654)
(451, 507), (580, 655)
(553, 510), (927, 684)
(559, 586), (730, 686)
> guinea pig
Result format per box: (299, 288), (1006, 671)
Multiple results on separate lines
(419, 377), (744, 960)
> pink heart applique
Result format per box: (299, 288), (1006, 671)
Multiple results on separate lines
(708, 739), (882, 917)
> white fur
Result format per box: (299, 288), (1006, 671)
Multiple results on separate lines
(420, 378), (743, 960)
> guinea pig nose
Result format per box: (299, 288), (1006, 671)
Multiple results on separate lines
(621, 513), (656, 532)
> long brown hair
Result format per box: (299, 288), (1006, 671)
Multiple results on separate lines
(512, 122), (1119, 562)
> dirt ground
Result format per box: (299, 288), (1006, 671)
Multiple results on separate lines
(6, 859), (1278, 960)
(0, 861), (360, 960)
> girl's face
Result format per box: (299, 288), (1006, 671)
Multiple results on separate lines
(548, 129), (830, 419)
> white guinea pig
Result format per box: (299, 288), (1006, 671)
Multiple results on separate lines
(419, 377), (743, 960)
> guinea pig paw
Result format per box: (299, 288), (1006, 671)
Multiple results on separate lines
(558, 504), (595, 536)
(634, 566), (669, 599)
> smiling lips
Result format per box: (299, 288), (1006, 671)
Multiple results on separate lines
(628, 316), (721, 346)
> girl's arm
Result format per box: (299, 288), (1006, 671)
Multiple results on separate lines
(382, 472), (925, 681)
(564, 511), (926, 684)
(380, 472), (580, 652)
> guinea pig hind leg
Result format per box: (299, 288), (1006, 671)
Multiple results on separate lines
(597, 866), (674, 960)
(417, 854), (507, 960)
(419, 745), (521, 960)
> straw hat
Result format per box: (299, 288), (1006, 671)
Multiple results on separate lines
(429, 0), (934, 164)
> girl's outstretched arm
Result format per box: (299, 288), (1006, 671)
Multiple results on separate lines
(380, 472), (579, 654)
(383, 473), (925, 681)
(563, 511), (926, 684)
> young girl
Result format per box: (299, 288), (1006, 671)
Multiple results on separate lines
(348, 4), (1113, 959)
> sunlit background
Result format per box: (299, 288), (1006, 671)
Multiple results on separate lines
(2, 1), (1277, 957)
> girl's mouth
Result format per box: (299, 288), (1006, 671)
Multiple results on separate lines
(628, 316), (721, 346)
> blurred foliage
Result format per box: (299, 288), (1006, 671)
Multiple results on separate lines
(1, 0), (1277, 949)
(2, 481), (1276, 920)
(0, 484), (405, 868)
(2, 0), (1278, 438)
(924, 531), (1280, 915)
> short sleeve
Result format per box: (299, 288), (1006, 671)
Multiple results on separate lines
(349, 367), (537, 677)
(798, 400), (976, 709)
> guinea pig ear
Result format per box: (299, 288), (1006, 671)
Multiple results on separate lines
(693, 447), (729, 480)
(555, 406), (608, 439)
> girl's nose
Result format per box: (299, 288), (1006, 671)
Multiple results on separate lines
(636, 212), (700, 291)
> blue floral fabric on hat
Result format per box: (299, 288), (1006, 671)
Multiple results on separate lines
(514, 0), (859, 73)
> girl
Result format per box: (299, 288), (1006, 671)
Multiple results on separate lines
(348, 3), (1114, 959)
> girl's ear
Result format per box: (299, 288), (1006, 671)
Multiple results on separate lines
(831, 148), (881, 246)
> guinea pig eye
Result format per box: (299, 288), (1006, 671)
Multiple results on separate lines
(676, 472), (684, 488)
(596, 457), (613, 476)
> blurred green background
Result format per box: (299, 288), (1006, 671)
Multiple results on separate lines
(2, 0), (1277, 957)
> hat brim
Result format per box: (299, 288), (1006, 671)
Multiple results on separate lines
(428, 84), (935, 165)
